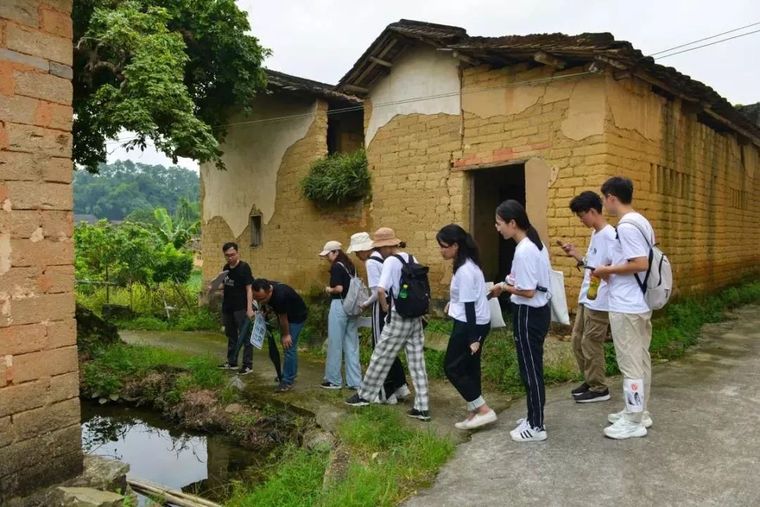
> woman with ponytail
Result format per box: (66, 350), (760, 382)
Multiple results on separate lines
(489, 200), (552, 442)
(437, 224), (496, 430)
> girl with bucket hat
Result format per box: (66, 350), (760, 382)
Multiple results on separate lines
(319, 240), (362, 390)
(347, 232), (410, 404)
(346, 227), (430, 421)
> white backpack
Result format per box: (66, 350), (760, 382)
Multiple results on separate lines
(618, 218), (673, 310)
(337, 262), (370, 317)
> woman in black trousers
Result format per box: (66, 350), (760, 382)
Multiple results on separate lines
(438, 224), (496, 430)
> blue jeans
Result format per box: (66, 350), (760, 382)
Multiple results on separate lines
(281, 321), (305, 386)
(325, 299), (361, 387)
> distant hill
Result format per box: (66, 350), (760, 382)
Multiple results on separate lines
(73, 160), (199, 221)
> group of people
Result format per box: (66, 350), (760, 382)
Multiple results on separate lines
(215, 175), (657, 442)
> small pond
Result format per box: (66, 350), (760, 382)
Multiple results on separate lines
(81, 401), (261, 505)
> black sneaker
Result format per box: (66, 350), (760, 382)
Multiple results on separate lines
(345, 394), (370, 406)
(571, 382), (590, 397)
(218, 362), (237, 370)
(320, 382), (341, 390)
(575, 389), (611, 403)
(238, 366), (253, 375)
(407, 409), (431, 421)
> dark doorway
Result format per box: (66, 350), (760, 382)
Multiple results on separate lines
(469, 164), (526, 285)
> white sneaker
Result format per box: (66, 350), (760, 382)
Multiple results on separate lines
(458, 410), (497, 430)
(454, 418), (472, 430)
(607, 409), (653, 428)
(395, 385), (411, 400)
(604, 417), (647, 439)
(509, 418), (530, 439)
(511, 426), (547, 442)
(384, 394), (398, 405)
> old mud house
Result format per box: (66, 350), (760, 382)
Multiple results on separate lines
(201, 19), (760, 300)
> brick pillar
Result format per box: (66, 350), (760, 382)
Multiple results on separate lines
(0, 0), (83, 501)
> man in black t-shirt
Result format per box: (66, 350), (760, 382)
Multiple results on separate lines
(252, 278), (308, 392)
(212, 242), (254, 374)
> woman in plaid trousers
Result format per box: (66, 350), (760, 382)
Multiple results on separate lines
(345, 227), (431, 421)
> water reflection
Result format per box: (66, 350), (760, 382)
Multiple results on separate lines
(81, 402), (259, 504)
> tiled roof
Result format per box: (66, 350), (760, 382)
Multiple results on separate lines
(265, 69), (361, 105)
(336, 20), (759, 142)
(737, 103), (760, 128)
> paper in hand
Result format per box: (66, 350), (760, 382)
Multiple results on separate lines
(486, 282), (506, 329)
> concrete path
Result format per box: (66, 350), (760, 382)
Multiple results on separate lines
(406, 305), (760, 507)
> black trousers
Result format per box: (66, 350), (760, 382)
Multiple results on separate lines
(372, 299), (407, 398)
(224, 310), (252, 368)
(444, 320), (491, 405)
(512, 303), (551, 429)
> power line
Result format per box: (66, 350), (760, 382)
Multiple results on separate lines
(649, 20), (760, 56)
(654, 28), (760, 60)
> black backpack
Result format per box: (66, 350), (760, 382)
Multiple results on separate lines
(391, 254), (430, 318)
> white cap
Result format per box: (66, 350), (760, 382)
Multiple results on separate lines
(318, 240), (342, 256)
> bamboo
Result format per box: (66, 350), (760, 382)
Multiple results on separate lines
(127, 478), (221, 507)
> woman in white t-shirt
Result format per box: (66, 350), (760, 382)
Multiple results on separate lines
(489, 200), (552, 443)
(437, 224), (496, 430)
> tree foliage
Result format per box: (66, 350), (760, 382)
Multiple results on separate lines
(73, 0), (270, 171)
(73, 160), (199, 221)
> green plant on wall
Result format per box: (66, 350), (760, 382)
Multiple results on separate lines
(300, 149), (371, 207)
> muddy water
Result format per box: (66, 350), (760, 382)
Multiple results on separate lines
(81, 402), (261, 505)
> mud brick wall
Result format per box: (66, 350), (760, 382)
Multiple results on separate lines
(0, 0), (82, 501)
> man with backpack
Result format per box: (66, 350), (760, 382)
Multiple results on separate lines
(593, 176), (667, 439)
(345, 227), (432, 421)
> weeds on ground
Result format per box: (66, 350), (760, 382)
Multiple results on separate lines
(228, 407), (454, 507)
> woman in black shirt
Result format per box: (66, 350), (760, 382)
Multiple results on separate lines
(319, 240), (362, 389)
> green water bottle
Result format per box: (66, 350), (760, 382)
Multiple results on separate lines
(399, 284), (409, 299)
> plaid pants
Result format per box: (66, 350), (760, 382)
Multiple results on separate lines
(359, 309), (429, 411)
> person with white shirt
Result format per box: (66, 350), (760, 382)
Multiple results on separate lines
(346, 227), (431, 422)
(489, 200), (552, 442)
(560, 191), (615, 403)
(593, 176), (656, 440)
(437, 224), (496, 430)
(347, 232), (410, 404)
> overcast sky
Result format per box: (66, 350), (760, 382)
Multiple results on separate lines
(108, 0), (760, 171)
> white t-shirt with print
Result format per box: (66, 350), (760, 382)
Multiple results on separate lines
(579, 224), (616, 311)
(509, 238), (552, 308)
(366, 251), (384, 289)
(448, 259), (491, 325)
(378, 252), (414, 297)
(607, 212), (654, 314)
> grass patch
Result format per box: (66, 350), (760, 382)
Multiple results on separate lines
(228, 407), (454, 507)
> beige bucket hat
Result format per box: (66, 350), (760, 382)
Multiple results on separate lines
(346, 232), (374, 253)
(372, 227), (403, 248)
(318, 240), (342, 256)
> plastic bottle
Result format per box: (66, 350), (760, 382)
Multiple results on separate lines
(587, 270), (600, 301)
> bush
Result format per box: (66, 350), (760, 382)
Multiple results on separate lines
(301, 149), (370, 207)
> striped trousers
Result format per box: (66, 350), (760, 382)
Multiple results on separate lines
(512, 303), (551, 429)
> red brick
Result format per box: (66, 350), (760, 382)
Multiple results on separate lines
(39, 7), (73, 39)
(38, 265), (74, 294)
(0, 151), (43, 181)
(0, 266), (39, 297)
(42, 157), (73, 183)
(6, 23), (72, 66)
(8, 293), (74, 325)
(5, 181), (72, 210)
(41, 0), (73, 15)
(11, 398), (80, 441)
(0, 210), (41, 238)
(34, 101), (73, 131)
(45, 318), (76, 348)
(0, 323), (47, 356)
(0, 377), (49, 417)
(40, 210), (73, 238)
(0, 1), (39, 27)
(49, 371), (79, 403)
(12, 345), (77, 383)
(0, 62), (15, 96)
(10, 238), (73, 267)
(0, 94), (39, 125)
(14, 70), (72, 105)
(6, 122), (72, 157)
